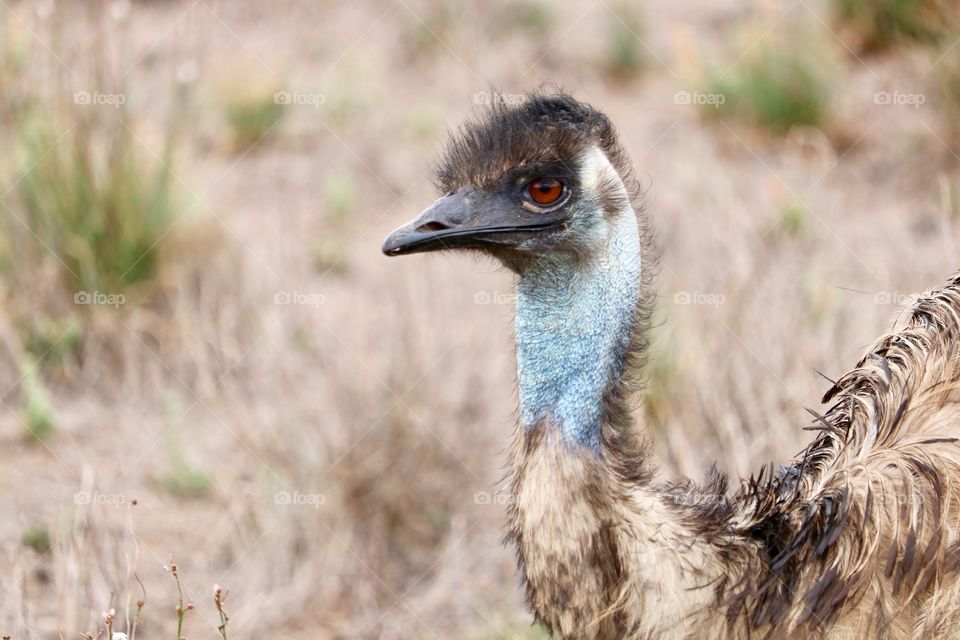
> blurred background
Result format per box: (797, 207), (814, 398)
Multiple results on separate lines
(1, 0), (959, 637)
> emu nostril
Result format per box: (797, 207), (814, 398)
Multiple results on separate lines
(417, 221), (450, 233)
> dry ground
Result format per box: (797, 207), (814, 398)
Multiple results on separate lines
(2, 0), (959, 638)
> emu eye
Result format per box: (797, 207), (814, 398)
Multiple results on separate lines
(526, 178), (564, 206)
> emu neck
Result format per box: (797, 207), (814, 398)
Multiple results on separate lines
(515, 210), (641, 450)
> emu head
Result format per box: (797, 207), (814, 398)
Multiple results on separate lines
(382, 91), (640, 273)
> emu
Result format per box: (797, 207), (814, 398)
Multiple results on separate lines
(382, 91), (960, 639)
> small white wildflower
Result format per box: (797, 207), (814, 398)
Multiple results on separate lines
(113, 633), (128, 640)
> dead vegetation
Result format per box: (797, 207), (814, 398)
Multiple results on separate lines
(1, 0), (960, 638)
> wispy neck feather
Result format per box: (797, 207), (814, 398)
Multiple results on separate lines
(514, 148), (641, 450)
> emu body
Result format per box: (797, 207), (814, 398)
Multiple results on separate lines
(383, 91), (960, 639)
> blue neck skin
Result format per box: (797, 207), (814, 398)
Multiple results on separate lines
(514, 149), (641, 450)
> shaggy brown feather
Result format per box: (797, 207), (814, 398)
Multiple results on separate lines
(722, 275), (960, 637)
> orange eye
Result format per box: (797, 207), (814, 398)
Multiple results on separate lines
(527, 178), (564, 206)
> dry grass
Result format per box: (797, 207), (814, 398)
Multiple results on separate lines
(831, 0), (959, 52)
(1, 1), (960, 638)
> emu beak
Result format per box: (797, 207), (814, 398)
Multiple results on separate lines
(382, 187), (562, 256)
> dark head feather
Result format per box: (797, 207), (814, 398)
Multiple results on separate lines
(435, 89), (637, 200)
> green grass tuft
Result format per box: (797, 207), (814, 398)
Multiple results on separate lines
(403, 1), (456, 58)
(604, 4), (645, 79)
(221, 86), (285, 151)
(21, 313), (83, 370)
(323, 172), (357, 222)
(156, 398), (213, 498)
(21, 524), (52, 554)
(159, 463), (212, 499)
(832, 0), (957, 52)
(6, 114), (178, 296)
(19, 360), (54, 441)
(312, 239), (348, 275)
(704, 42), (832, 134)
(780, 200), (811, 238)
(513, 0), (553, 35)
